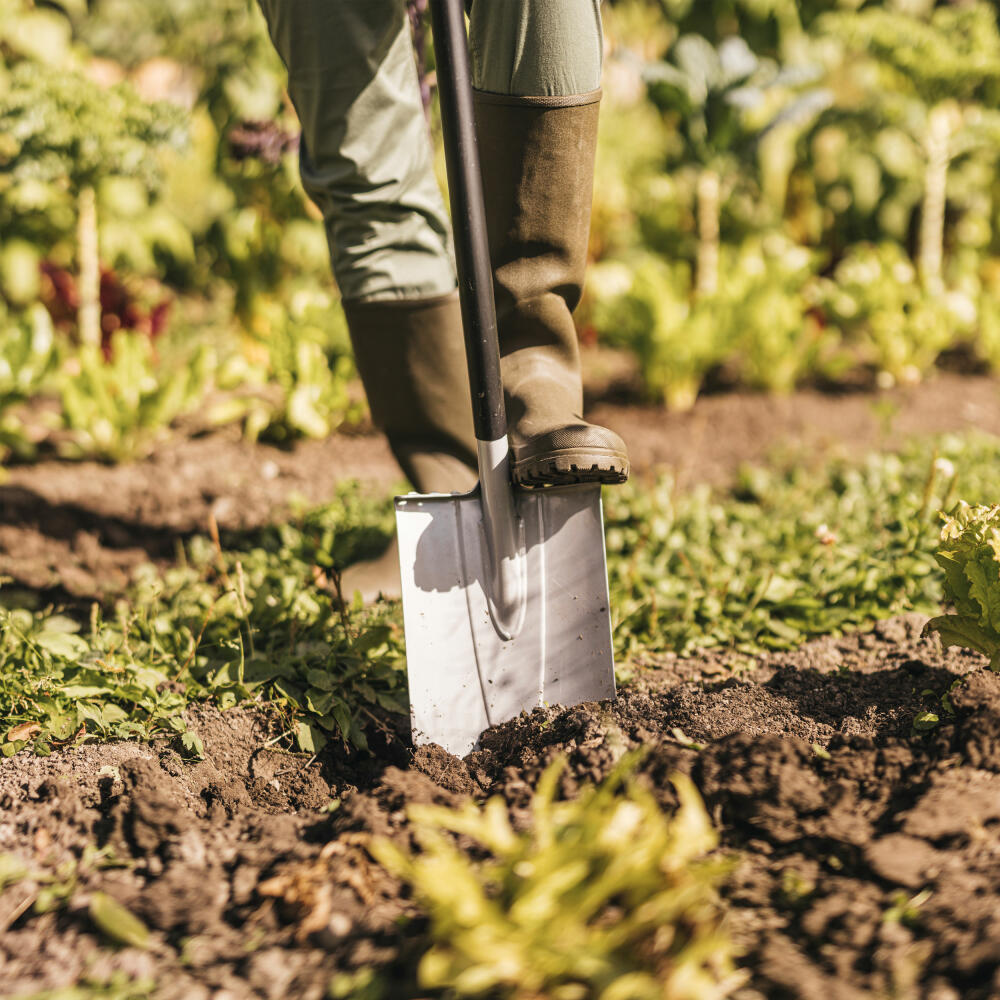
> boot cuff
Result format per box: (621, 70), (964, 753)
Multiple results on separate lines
(472, 88), (601, 109)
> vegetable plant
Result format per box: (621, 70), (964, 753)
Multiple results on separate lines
(820, 3), (1000, 290)
(56, 330), (214, 461)
(923, 501), (1000, 670)
(821, 242), (962, 386)
(374, 756), (743, 1000)
(585, 253), (716, 411)
(644, 33), (828, 295)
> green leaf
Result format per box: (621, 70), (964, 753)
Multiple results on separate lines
(352, 625), (392, 654)
(295, 721), (327, 754)
(305, 667), (335, 691)
(89, 891), (151, 949)
(181, 732), (205, 759)
(924, 613), (997, 656)
(33, 631), (89, 659)
(61, 685), (113, 699)
(305, 687), (334, 716)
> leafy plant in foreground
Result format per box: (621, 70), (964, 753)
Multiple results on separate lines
(8, 432), (1000, 758)
(374, 756), (743, 1000)
(923, 501), (1000, 670)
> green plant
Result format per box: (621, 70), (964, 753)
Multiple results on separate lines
(0, 304), (58, 460)
(820, 3), (1000, 289)
(0, 485), (402, 756)
(604, 433), (987, 657)
(822, 242), (963, 385)
(583, 235), (835, 408)
(231, 291), (360, 443)
(586, 253), (716, 411)
(923, 501), (1000, 670)
(374, 756), (743, 1000)
(55, 333), (214, 460)
(645, 33), (828, 295)
(717, 235), (844, 394)
(0, 61), (185, 345)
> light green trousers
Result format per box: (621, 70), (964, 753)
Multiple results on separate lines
(257, 0), (602, 303)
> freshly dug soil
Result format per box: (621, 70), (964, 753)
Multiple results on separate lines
(4, 370), (1000, 598)
(2, 614), (999, 1000)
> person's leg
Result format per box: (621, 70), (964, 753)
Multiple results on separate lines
(257, 0), (477, 498)
(467, 0), (629, 486)
(468, 0), (602, 97)
(258, 0), (454, 302)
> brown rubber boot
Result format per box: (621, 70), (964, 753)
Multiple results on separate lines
(343, 292), (478, 495)
(340, 293), (478, 602)
(473, 90), (629, 487)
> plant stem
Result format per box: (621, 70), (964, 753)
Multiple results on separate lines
(77, 185), (101, 348)
(919, 102), (953, 293)
(696, 167), (720, 298)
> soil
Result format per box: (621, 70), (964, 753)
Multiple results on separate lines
(3, 368), (1000, 599)
(5, 373), (1000, 998)
(2, 614), (1000, 1000)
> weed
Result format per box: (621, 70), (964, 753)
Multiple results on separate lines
(0, 485), (402, 755)
(6, 432), (1000, 756)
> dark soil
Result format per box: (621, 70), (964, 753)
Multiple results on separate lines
(2, 614), (999, 999)
(4, 369), (1000, 598)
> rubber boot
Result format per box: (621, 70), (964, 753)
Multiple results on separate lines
(339, 293), (478, 602)
(473, 90), (629, 487)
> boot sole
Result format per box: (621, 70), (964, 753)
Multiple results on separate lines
(513, 448), (630, 488)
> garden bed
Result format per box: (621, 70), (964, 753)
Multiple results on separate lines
(1, 614), (997, 999)
(5, 374), (1000, 999)
(4, 370), (1000, 599)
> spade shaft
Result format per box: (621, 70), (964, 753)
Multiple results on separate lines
(428, 0), (506, 445)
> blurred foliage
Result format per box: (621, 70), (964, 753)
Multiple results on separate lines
(374, 756), (743, 1000)
(588, 0), (1000, 407)
(0, 304), (57, 460)
(0, 0), (355, 459)
(0, 61), (185, 192)
(3, 0), (1000, 437)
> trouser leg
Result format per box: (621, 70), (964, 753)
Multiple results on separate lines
(257, 0), (455, 302)
(468, 0), (603, 97)
(257, 0), (477, 500)
(467, 1), (629, 485)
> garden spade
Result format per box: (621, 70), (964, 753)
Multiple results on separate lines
(394, 0), (616, 757)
